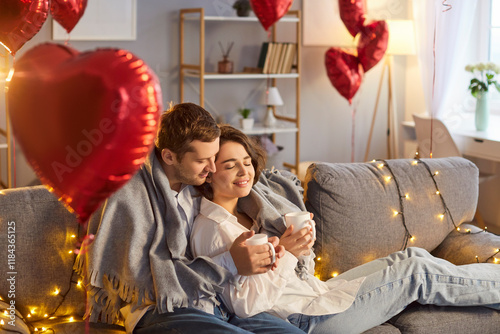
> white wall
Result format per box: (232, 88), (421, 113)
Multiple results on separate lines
(0, 0), (419, 187)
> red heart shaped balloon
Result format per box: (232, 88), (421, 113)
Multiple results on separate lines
(358, 20), (389, 72)
(0, 0), (49, 55)
(338, 0), (366, 37)
(325, 47), (364, 104)
(250, 0), (293, 31)
(7, 43), (162, 223)
(51, 0), (88, 34)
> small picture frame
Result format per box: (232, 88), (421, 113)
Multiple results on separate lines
(52, 0), (137, 41)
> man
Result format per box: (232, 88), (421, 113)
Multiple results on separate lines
(75, 103), (304, 334)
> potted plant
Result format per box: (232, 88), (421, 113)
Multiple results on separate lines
(233, 0), (252, 17)
(238, 108), (254, 130)
(465, 62), (500, 131)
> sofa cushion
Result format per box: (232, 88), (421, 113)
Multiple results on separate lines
(389, 303), (500, 334)
(304, 157), (478, 278)
(432, 223), (500, 265)
(0, 186), (87, 322)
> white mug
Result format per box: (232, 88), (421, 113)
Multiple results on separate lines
(284, 211), (316, 240)
(246, 233), (276, 264)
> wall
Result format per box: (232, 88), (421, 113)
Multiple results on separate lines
(1, 0), (413, 187)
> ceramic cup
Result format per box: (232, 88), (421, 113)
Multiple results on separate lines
(246, 233), (276, 264)
(284, 211), (316, 240)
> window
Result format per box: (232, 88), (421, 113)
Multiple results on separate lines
(490, 0), (500, 61)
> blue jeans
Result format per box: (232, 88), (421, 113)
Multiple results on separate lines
(134, 297), (305, 334)
(288, 247), (500, 334)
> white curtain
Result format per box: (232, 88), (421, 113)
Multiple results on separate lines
(412, 0), (478, 118)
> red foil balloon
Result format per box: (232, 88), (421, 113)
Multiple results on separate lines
(357, 20), (389, 72)
(51, 0), (88, 33)
(325, 47), (364, 104)
(338, 0), (366, 37)
(250, 0), (293, 31)
(7, 43), (162, 223)
(0, 0), (49, 55)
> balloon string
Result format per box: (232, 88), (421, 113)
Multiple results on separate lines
(12, 55), (16, 186)
(351, 104), (356, 163)
(430, 12), (437, 159)
(442, 1), (452, 12)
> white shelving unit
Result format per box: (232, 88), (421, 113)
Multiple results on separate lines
(179, 8), (301, 172)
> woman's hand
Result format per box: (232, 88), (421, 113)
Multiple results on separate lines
(279, 224), (315, 258)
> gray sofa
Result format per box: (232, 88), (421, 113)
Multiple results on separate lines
(0, 157), (499, 333)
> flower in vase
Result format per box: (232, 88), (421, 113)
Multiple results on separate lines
(465, 62), (500, 98)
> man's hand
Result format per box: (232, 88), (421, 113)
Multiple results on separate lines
(279, 224), (314, 258)
(230, 231), (280, 275)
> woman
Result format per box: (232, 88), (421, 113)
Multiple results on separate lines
(191, 125), (500, 334)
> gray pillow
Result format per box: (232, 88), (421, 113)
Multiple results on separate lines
(432, 223), (500, 265)
(304, 157), (478, 279)
(0, 186), (86, 321)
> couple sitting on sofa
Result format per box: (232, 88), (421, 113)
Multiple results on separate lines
(77, 103), (500, 334)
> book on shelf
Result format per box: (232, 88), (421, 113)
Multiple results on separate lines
(276, 43), (289, 74)
(258, 42), (297, 74)
(262, 42), (274, 74)
(281, 43), (296, 74)
(268, 43), (282, 74)
(257, 42), (269, 69)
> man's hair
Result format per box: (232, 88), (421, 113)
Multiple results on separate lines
(155, 103), (220, 161)
(196, 124), (267, 200)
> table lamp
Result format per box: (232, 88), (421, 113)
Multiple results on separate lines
(261, 86), (283, 128)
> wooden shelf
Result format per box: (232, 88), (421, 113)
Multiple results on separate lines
(183, 14), (299, 23)
(179, 8), (301, 172)
(183, 71), (299, 80)
(240, 124), (298, 136)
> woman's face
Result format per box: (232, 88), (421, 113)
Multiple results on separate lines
(209, 141), (255, 201)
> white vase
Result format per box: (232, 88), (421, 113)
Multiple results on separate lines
(240, 118), (254, 130)
(475, 90), (490, 131)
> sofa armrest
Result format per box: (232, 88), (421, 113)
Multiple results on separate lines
(432, 224), (500, 264)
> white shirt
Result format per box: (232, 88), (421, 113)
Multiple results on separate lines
(122, 184), (237, 333)
(191, 198), (366, 320)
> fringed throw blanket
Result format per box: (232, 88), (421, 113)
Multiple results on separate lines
(74, 151), (306, 324)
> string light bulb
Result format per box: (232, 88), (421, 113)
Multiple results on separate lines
(385, 176), (392, 182)
(438, 213), (445, 220)
(435, 191), (440, 195)
(433, 171), (439, 176)
(412, 160), (418, 166)
(53, 288), (60, 296)
(331, 272), (338, 278)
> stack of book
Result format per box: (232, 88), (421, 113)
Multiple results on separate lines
(257, 42), (296, 74)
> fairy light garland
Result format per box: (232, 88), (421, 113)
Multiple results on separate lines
(379, 159), (413, 250)
(0, 228), (87, 333)
(417, 159), (459, 230)
(314, 158), (498, 280)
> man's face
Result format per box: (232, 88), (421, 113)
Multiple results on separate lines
(170, 138), (220, 186)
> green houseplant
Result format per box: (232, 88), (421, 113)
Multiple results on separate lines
(465, 62), (500, 131)
(238, 108), (254, 130)
(233, 0), (252, 17)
